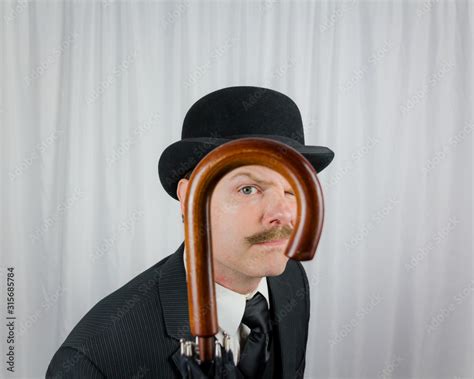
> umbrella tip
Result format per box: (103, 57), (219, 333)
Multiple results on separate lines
(184, 341), (194, 357)
(214, 339), (222, 358)
(180, 338), (185, 355)
(223, 332), (231, 352)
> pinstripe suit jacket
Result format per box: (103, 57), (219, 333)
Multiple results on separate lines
(46, 242), (310, 378)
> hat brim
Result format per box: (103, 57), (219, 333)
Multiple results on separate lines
(158, 136), (335, 200)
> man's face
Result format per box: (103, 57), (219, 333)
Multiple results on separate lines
(178, 165), (296, 282)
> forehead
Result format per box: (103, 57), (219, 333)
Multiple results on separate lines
(222, 165), (292, 187)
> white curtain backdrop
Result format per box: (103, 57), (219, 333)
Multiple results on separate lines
(1, 1), (472, 378)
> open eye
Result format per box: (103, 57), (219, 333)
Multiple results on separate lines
(239, 185), (258, 196)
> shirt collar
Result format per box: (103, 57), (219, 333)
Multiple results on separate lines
(183, 246), (270, 336)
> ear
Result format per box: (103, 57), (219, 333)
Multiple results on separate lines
(176, 178), (189, 219)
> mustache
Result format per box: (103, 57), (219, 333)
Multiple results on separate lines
(246, 225), (293, 245)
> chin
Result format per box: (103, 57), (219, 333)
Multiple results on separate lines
(254, 259), (289, 277)
(239, 247), (290, 277)
(266, 264), (288, 277)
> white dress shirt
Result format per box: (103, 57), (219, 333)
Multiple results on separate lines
(183, 247), (270, 364)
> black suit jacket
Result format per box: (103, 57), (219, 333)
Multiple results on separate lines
(46, 242), (310, 378)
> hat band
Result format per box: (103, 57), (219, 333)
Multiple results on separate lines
(219, 133), (304, 148)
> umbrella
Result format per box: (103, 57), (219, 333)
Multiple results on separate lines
(179, 138), (324, 378)
(176, 335), (244, 379)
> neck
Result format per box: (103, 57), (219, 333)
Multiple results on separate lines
(213, 260), (262, 295)
(183, 245), (262, 295)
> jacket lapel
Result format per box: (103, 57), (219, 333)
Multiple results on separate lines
(160, 242), (297, 378)
(159, 241), (193, 341)
(158, 242), (194, 374)
(268, 272), (297, 378)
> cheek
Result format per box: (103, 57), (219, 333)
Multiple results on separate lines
(210, 203), (238, 247)
(211, 204), (257, 247)
(211, 194), (257, 224)
(217, 196), (244, 216)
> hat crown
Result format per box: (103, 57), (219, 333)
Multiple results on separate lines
(182, 86), (305, 144)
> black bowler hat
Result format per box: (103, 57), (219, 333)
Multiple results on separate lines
(158, 86), (335, 200)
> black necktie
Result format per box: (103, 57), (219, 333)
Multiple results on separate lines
(237, 292), (272, 378)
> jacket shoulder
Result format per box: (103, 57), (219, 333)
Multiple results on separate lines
(64, 254), (172, 347)
(47, 251), (181, 377)
(285, 259), (310, 302)
(283, 259), (311, 375)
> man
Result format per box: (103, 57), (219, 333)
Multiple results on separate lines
(46, 86), (334, 378)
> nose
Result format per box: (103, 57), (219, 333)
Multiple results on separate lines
(261, 190), (295, 228)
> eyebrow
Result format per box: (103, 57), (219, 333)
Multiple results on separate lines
(228, 171), (274, 187)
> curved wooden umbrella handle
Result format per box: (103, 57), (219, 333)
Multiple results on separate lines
(183, 137), (324, 362)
